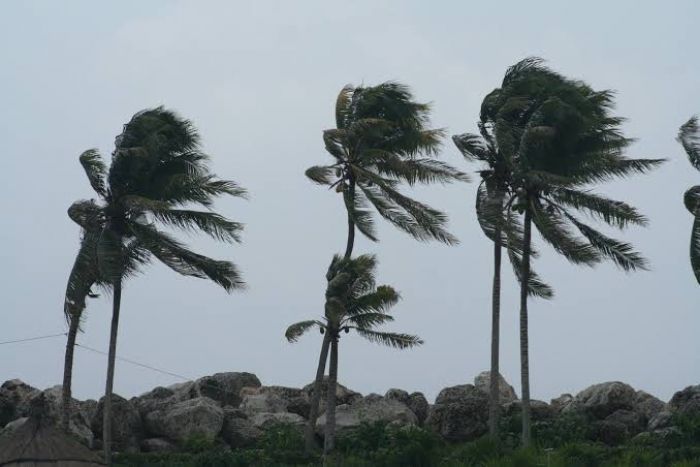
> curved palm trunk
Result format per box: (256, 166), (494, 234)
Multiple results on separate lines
(103, 280), (122, 466)
(489, 234), (502, 438)
(519, 210), (532, 447)
(61, 314), (81, 432)
(323, 335), (339, 455)
(344, 180), (356, 259)
(305, 332), (331, 451)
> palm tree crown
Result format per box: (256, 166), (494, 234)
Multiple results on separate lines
(678, 115), (700, 283)
(67, 107), (246, 291)
(306, 82), (468, 248)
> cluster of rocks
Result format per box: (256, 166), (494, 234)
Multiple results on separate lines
(0, 371), (698, 453)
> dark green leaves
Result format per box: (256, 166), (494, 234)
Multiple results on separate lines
(679, 116), (700, 171)
(79, 150), (108, 198)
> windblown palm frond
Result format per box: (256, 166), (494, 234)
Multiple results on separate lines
(307, 83), (468, 245)
(679, 116), (700, 283)
(679, 116), (700, 170)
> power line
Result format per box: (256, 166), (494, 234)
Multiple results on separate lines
(75, 343), (190, 382)
(0, 332), (67, 345)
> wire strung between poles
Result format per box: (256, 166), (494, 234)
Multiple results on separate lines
(0, 332), (67, 345)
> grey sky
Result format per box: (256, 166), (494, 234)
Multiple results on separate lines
(1, 0), (698, 405)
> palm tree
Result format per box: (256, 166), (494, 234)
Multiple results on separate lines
(452, 124), (553, 439)
(678, 116), (700, 282)
(68, 108), (246, 464)
(302, 82), (467, 449)
(480, 58), (664, 446)
(286, 254), (422, 455)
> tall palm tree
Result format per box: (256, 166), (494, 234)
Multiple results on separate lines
(480, 58), (664, 446)
(286, 254), (422, 455)
(452, 124), (553, 439)
(61, 204), (105, 431)
(678, 116), (700, 282)
(68, 108), (246, 464)
(302, 82), (467, 449)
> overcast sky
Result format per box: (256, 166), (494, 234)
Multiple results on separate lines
(1, 0), (698, 405)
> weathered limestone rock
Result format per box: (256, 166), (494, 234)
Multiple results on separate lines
(316, 394), (417, 437)
(144, 396), (223, 443)
(474, 371), (518, 403)
(426, 385), (488, 442)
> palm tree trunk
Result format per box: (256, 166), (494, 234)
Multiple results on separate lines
(489, 233), (502, 438)
(323, 335), (339, 455)
(103, 280), (122, 466)
(305, 332), (331, 452)
(344, 179), (356, 259)
(61, 314), (80, 432)
(519, 209), (532, 447)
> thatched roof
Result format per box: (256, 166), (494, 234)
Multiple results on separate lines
(0, 395), (105, 466)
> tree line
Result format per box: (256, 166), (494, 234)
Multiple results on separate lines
(60, 57), (699, 465)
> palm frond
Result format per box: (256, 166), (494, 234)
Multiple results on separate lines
(375, 155), (470, 185)
(691, 212), (700, 284)
(353, 328), (423, 349)
(335, 85), (354, 129)
(507, 248), (554, 299)
(565, 213), (649, 271)
(79, 149), (108, 198)
(550, 188), (647, 228)
(684, 186), (700, 214)
(64, 229), (103, 324)
(348, 285), (400, 314)
(67, 200), (104, 230)
(452, 133), (492, 162)
(305, 165), (337, 186)
(344, 188), (377, 241)
(531, 203), (600, 266)
(345, 312), (394, 329)
(285, 320), (324, 343)
(678, 116), (700, 170)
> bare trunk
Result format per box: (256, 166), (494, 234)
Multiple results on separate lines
(519, 210), (532, 447)
(343, 179), (356, 259)
(103, 280), (122, 466)
(61, 315), (80, 432)
(489, 234), (502, 438)
(323, 335), (339, 455)
(305, 332), (331, 451)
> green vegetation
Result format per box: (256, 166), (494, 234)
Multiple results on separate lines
(114, 418), (700, 466)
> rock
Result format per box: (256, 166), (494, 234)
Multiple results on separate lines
(574, 382), (636, 419)
(503, 400), (555, 421)
(40, 386), (95, 447)
(250, 412), (306, 431)
(1, 417), (28, 437)
(550, 393), (574, 413)
(91, 394), (142, 452)
(0, 393), (15, 427)
(669, 385), (700, 418)
(132, 386), (178, 417)
(303, 378), (362, 412)
(385, 389), (410, 405)
(426, 384), (488, 442)
(240, 391), (288, 415)
(591, 420), (629, 446)
(648, 410), (673, 431)
(605, 409), (645, 435)
(474, 371), (518, 403)
(144, 396), (224, 443)
(633, 390), (665, 424)
(221, 408), (262, 448)
(407, 392), (429, 426)
(261, 386), (310, 419)
(140, 437), (178, 453)
(316, 394), (417, 437)
(195, 372), (262, 407)
(0, 379), (40, 417)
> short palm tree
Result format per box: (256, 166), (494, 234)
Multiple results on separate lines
(481, 58), (664, 446)
(678, 116), (700, 282)
(302, 82), (466, 449)
(453, 123), (553, 439)
(285, 254), (422, 455)
(68, 108), (246, 464)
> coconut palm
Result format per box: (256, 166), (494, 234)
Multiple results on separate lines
(285, 254), (422, 455)
(67, 108), (246, 464)
(678, 116), (700, 283)
(302, 82), (466, 450)
(480, 58), (664, 446)
(452, 123), (553, 438)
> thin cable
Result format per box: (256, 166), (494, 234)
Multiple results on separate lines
(0, 332), (67, 345)
(74, 343), (190, 381)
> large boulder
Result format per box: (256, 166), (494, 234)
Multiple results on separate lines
(250, 412), (306, 431)
(144, 396), (224, 443)
(316, 394), (417, 437)
(261, 386), (310, 419)
(408, 392), (430, 426)
(426, 385), (488, 442)
(140, 437), (178, 453)
(221, 408), (263, 448)
(303, 378), (362, 413)
(0, 380), (40, 418)
(550, 393), (574, 413)
(91, 394), (142, 452)
(591, 420), (629, 446)
(0, 392), (15, 427)
(195, 372), (262, 407)
(633, 390), (666, 425)
(474, 371), (518, 403)
(605, 409), (645, 435)
(574, 382), (636, 419)
(40, 386), (96, 447)
(239, 390), (288, 415)
(669, 385), (700, 418)
(503, 399), (556, 421)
